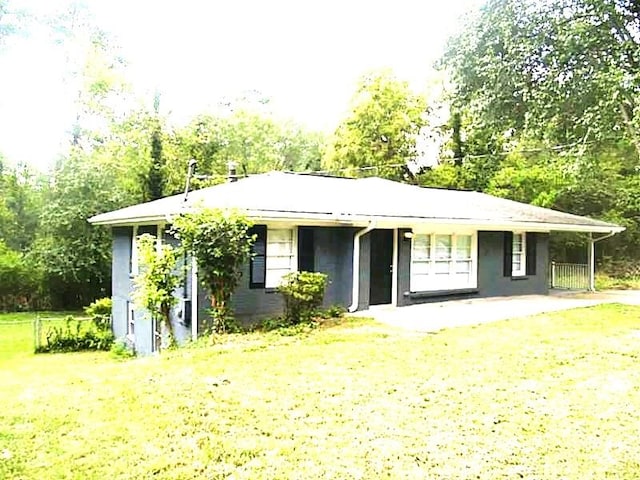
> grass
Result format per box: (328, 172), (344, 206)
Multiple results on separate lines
(0, 312), (82, 363)
(596, 273), (640, 290)
(1, 305), (640, 479)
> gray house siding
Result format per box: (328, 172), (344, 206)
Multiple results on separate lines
(199, 225), (357, 328)
(357, 232), (371, 310)
(396, 229), (549, 306)
(111, 227), (132, 340)
(477, 231), (549, 297)
(314, 227), (356, 308)
(112, 225), (172, 355)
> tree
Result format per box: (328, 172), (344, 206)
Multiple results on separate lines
(324, 69), (428, 180)
(30, 152), (131, 308)
(171, 209), (254, 333)
(437, 0), (640, 267)
(143, 93), (165, 201)
(132, 233), (182, 348)
(441, 0), (640, 157)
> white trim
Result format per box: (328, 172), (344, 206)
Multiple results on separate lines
(511, 232), (526, 277)
(191, 256), (198, 341)
(91, 212), (624, 234)
(391, 228), (398, 306)
(265, 227), (297, 288)
(409, 231), (478, 292)
(126, 301), (135, 341)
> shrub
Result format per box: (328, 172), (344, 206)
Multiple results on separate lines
(110, 339), (135, 359)
(84, 297), (112, 331)
(171, 208), (254, 334)
(277, 271), (328, 325)
(36, 316), (114, 353)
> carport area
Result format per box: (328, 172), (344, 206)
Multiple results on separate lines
(351, 290), (640, 333)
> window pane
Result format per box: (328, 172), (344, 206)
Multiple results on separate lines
(413, 235), (431, 260)
(513, 233), (523, 252)
(456, 260), (471, 274)
(412, 260), (430, 275)
(268, 229), (293, 243)
(268, 242), (293, 255)
(266, 268), (291, 288)
(455, 235), (471, 259)
(435, 260), (451, 274)
(268, 256), (292, 269)
(435, 235), (452, 259)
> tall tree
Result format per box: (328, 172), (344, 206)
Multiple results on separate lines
(437, 0), (640, 265)
(144, 93), (165, 201)
(30, 152), (130, 308)
(324, 69), (428, 180)
(442, 0), (640, 157)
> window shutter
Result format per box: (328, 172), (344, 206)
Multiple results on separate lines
(503, 232), (513, 277)
(249, 225), (267, 289)
(526, 232), (537, 276)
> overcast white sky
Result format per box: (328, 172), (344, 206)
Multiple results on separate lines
(0, 0), (480, 170)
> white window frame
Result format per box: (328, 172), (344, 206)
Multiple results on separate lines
(265, 227), (297, 288)
(410, 231), (477, 292)
(127, 302), (135, 339)
(512, 232), (526, 277)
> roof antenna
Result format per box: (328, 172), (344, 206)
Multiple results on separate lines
(183, 159), (197, 203)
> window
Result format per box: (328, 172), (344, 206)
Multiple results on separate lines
(249, 226), (297, 289)
(504, 232), (537, 277)
(411, 233), (476, 291)
(130, 225), (157, 276)
(512, 233), (526, 276)
(130, 226), (138, 275)
(266, 228), (296, 288)
(127, 302), (135, 337)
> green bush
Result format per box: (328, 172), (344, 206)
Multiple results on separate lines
(36, 316), (114, 353)
(84, 297), (112, 332)
(277, 271), (328, 325)
(110, 338), (135, 359)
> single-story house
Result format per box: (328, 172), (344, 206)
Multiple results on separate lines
(89, 171), (624, 354)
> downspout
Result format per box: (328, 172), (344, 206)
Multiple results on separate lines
(348, 221), (376, 313)
(588, 231), (617, 292)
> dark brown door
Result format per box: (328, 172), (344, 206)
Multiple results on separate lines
(369, 229), (393, 305)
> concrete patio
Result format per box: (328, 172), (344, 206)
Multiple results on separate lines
(350, 290), (640, 333)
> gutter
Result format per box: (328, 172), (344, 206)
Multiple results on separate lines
(348, 221), (376, 313)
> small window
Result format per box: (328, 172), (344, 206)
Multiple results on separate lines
(512, 232), (526, 276)
(127, 302), (135, 337)
(266, 228), (296, 288)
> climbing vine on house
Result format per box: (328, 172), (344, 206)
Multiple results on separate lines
(171, 208), (254, 333)
(132, 233), (183, 348)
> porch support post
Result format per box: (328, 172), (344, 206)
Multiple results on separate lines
(191, 256), (198, 341)
(587, 233), (595, 292)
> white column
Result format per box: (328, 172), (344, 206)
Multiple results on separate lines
(587, 233), (595, 291)
(191, 256), (198, 341)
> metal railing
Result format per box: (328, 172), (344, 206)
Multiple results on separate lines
(549, 262), (589, 290)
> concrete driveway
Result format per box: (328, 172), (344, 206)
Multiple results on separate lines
(350, 290), (640, 333)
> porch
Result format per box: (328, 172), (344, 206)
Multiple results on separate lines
(351, 290), (640, 333)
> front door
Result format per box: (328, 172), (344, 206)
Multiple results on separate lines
(369, 229), (393, 305)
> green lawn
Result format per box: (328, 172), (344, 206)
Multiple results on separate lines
(0, 312), (83, 363)
(1, 305), (640, 479)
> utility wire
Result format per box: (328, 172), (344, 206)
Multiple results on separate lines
(189, 137), (621, 180)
